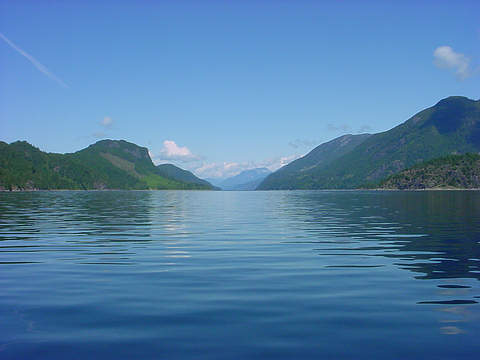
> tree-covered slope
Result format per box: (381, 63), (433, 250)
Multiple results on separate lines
(259, 96), (480, 189)
(257, 134), (371, 190)
(155, 163), (215, 188)
(0, 139), (214, 190)
(378, 153), (480, 189)
(0, 141), (92, 190)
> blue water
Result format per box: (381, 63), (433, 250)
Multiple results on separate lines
(0, 190), (479, 359)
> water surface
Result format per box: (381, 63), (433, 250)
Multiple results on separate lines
(1, 190), (479, 359)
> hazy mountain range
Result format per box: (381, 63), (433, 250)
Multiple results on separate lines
(208, 168), (271, 190)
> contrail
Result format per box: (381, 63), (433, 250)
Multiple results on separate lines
(0, 32), (68, 88)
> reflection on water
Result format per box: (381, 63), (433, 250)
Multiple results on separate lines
(283, 191), (480, 281)
(0, 190), (479, 359)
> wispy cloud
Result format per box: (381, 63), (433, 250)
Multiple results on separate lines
(433, 46), (471, 80)
(262, 154), (301, 171)
(91, 116), (114, 139)
(101, 116), (113, 127)
(0, 32), (68, 88)
(357, 124), (372, 133)
(326, 123), (350, 132)
(92, 131), (107, 139)
(288, 138), (318, 149)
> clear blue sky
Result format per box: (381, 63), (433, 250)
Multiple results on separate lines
(1, 0), (479, 178)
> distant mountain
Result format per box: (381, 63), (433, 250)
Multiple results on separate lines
(204, 178), (224, 188)
(258, 96), (480, 189)
(378, 153), (480, 190)
(231, 177), (267, 191)
(0, 139), (215, 190)
(257, 134), (371, 189)
(218, 168), (271, 190)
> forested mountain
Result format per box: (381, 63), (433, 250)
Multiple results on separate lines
(379, 153), (480, 190)
(0, 139), (215, 190)
(258, 96), (480, 189)
(257, 134), (371, 189)
(156, 163), (215, 188)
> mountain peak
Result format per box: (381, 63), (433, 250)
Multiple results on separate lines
(424, 96), (480, 135)
(89, 139), (151, 161)
(435, 96), (476, 107)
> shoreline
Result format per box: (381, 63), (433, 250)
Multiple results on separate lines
(369, 187), (480, 191)
(0, 188), (216, 192)
(2, 187), (480, 192)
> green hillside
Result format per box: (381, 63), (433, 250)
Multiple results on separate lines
(0, 139), (214, 190)
(155, 163), (215, 188)
(258, 96), (480, 189)
(379, 153), (480, 190)
(257, 134), (371, 189)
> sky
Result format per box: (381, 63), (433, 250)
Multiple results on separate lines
(1, 0), (479, 179)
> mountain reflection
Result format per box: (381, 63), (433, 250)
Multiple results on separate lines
(0, 191), (198, 265)
(1, 190), (479, 279)
(280, 190), (480, 281)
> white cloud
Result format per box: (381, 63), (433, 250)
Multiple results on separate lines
(153, 140), (200, 163)
(195, 162), (240, 179)
(0, 32), (68, 88)
(275, 154), (300, 169)
(193, 154), (303, 179)
(101, 116), (113, 127)
(149, 140), (304, 179)
(433, 46), (471, 79)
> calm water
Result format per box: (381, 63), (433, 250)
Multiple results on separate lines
(0, 190), (479, 359)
